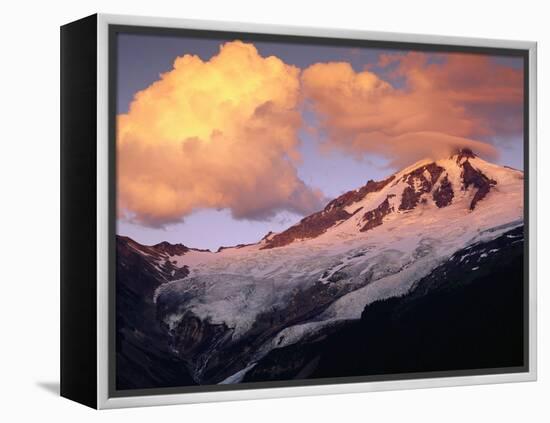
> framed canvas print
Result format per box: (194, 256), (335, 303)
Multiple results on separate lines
(60, 13), (537, 409)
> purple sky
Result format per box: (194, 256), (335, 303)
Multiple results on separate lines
(116, 33), (524, 251)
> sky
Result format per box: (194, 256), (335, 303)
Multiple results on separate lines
(115, 33), (525, 251)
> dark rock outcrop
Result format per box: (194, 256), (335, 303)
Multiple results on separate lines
(261, 175), (395, 249)
(117, 236), (190, 289)
(324, 175), (396, 211)
(455, 147), (477, 163)
(152, 240), (190, 256)
(260, 208), (355, 250)
(433, 175), (454, 208)
(461, 160), (497, 210)
(360, 196), (394, 232)
(399, 186), (419, 211)
(398, 162), (444, 211)
(116, 236), (196, 390)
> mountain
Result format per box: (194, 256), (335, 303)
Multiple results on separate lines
(116, 149), (524, 388)
(260, 148), (514, 249)
(115, 237), (196, 389)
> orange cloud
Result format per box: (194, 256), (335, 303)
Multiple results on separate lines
(302, 53), (523, 167)
(117, 41), (323, 227)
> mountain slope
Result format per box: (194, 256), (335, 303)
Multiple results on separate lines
(243, 225), (525, 381)
(116, 237), (196, 389)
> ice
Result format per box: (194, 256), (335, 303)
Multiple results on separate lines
(218, 363), (258, 384)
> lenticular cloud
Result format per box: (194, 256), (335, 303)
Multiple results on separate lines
(301, 53), (522, 167)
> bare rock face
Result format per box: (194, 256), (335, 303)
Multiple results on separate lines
(116, 236), (190, 295)
(261, 175), (395, 249)
(360, 195), (394, 232)
(398, 162), (444, 210)
(461, 160), (497, 210)
(260, 207), (355, 250)
(324, 175), (396, 211)
(433, 175), (454, 208)
(399, 186), (420, 211)
(157, 308), (233, 382)
(455, 147), (477, 162)
(116, 236), (196, 389)
(152, 240), (190, 257)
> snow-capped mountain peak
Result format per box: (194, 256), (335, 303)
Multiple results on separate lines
(260, 149), (523, 249)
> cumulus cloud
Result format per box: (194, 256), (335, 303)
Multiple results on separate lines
(302, 53), (523, 167)
(117, 41), (323, 227)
